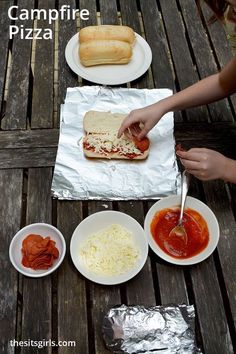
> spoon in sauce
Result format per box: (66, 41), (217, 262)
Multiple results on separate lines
(169, 170), (190, 244)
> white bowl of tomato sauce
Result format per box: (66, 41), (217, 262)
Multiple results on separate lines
(9, 223), (66, 277)
(144, 196), (219, 265)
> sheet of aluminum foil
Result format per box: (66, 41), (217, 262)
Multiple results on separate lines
(102, 304), (202, 354)
(51, 86), (180, 200)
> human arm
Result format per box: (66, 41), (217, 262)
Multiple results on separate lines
(177, 148), (236, 183)
(118, 55), (236, 139)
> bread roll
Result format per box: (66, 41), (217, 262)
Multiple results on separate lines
(83, 111), (150, 160)
(83, 111), (125, 133)
(79, 25), (135, 45)
(79, 40), (132, 67)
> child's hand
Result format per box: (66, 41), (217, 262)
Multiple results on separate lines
(176, 148), (228, 181)
(117, 103), (165, 140)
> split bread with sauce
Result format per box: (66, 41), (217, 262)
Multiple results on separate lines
(83, 111), (150, 160)
(79, 25), (135, 67)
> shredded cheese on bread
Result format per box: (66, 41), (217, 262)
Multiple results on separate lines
(79, 224), (139, 276)
(84, 132), (141, 157)
(82, 111), (150, 160)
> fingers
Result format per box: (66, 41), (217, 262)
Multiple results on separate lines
(179, 156), (209, 180)
(137, 127), (150, 140)
(177, 147), (210, 156)
(117, 116), (132, 138)
(176, 150), (194, 161)
(176, 148), (207, 162)
(184, 169), (209, 181)
(129, 123), (141, 137)
(177, 149), (204, 179)
(124, 130), (132, 140)
(179, 158), (200, 170)
(178, 148), (216, 181)
(178, 149), (204, 176)
(117, 111), (147, 139)
(117, 108), (145, 138)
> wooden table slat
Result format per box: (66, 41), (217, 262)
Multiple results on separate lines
(140, 0), (183, 122)
(140, 0), (176, 90)
(203, 180), (236, 332)
(0, 147), (57, 169)
(0, 129), (59, 149)
(200, 1), (236, 110)
(0, 169), (23, 354)
(200, 2), (234, 67)
(99, 0), (119, 25)
(57, 201), (89, 353)
(57, 0), (78, 127)
(159, 0), (208, 122)
(190, 257), (234, 354)
(1, 0), (34, 130)
(31, 0), (55, 129)
(0, 0), (13, 110)
(187, 179), (234, 353)
(80, 0), (98, 27)
(119, 1), (149, 102)
(119, 0), (141, 34)
(179, 0), (234, 123)
(157, 264), (189, 305)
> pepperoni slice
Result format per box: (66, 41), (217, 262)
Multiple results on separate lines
(21, 234), (59, 270)
(132, 136), (150, 152)
(175, 143), (185, 152)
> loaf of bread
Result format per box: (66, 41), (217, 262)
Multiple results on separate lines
(83, 111), (150, 160)
(79, 25), (135, 45)
(79, 40), (132, 67)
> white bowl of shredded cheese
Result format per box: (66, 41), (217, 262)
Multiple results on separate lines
(70, 211), (148, 285)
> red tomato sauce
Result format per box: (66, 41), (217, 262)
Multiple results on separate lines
(83, 142), (95, 151)
(124, 152), (139, 159)
(150, 208), (209, 259)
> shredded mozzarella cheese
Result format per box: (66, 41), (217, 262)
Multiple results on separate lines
(79, 224), (140, 275)
(84, 132), (141, 156)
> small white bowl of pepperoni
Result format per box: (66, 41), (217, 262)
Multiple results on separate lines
(9, 223), (66, 277)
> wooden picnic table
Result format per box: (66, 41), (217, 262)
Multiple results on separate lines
(0, 0), (236, 353)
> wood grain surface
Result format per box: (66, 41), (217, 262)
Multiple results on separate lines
(0, 1), (235, 353)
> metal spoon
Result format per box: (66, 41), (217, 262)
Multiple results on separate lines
(169, 170), (190, 244)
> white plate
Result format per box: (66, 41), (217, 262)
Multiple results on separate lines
(65, 32), (152, 85)
(144, 196), (220, 266)
(70, 211), (149, 285)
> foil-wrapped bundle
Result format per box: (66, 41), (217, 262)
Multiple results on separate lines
(102, 304), (202, 354)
